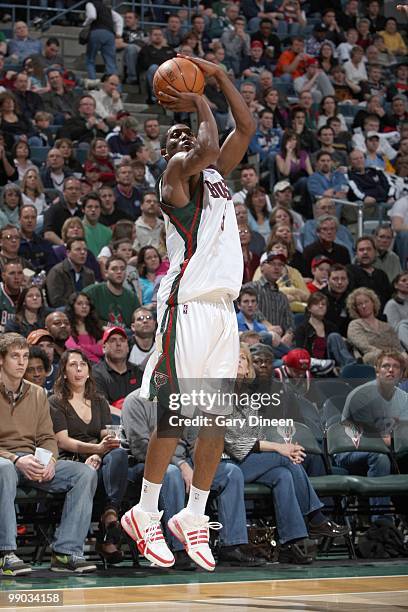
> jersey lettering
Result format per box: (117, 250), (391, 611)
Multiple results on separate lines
(204, 179), (232, 201)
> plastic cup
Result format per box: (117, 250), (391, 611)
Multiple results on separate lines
(34, 447), (53, 466)
(105, 425), (121, 440)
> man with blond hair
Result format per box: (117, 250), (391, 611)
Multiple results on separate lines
(0, 333), (97, 575)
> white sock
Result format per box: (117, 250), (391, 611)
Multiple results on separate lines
(138, 478), (162, 513)
(185, 485), (210, 516)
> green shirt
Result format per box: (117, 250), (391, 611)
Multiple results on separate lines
(83, 282), (140, 328)
(84, 221), (112, 257)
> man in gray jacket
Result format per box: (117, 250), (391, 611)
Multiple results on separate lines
(121, 389), (263, 568)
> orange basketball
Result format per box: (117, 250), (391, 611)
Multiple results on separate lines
(153, 57), (205, 101)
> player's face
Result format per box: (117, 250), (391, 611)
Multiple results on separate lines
(166, 125), (196, 158)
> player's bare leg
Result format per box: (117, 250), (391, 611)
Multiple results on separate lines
(167, 420), (224, 571)
(121, 419), (182, 568)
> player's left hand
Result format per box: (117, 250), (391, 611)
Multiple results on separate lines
(177, 54), (223, 79)
(158, 86), (200, 112)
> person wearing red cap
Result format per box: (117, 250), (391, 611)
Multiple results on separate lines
(294, 56), (335, 104)
(307, 255), (332, 293)
(92, 326), (141, 416)
(240, 39), (272, 80)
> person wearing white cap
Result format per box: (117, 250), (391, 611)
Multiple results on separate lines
(272, 181), (304, 235)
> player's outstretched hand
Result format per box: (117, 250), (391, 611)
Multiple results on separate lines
(158, 86), (200, 112)
(177, 54), (223, 79)
(397, 5), (408, 14)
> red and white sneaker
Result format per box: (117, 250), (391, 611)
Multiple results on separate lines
(121, 505), (175, 568)
(168, 510), (222, 572)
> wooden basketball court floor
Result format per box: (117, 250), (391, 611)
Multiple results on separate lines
(1, 561), (408, 611)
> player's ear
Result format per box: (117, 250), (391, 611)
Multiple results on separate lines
(161, 147), (169, 161)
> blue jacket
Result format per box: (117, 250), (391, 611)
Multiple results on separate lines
(236, 311), (267, 333)
(307, 170), (348, 199)
(249, 128), (282, 162)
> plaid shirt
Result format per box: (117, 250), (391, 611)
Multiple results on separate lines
(244, 277), (294, 332)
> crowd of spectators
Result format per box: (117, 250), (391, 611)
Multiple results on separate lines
(0, 0), (407, 576)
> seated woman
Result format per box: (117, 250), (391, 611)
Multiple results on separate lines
(5, 284), (48, 335)
(268, 223), (306, 275)
(262, 87), (289, 130)
(275, 130), (313, 216)
(65, 292), (104, 363)
(346, 287), (403, 364)
(50, 349), (129, 564)
(239, 223), (260, 283)
(137, 245), (164, 309)
(384, 272), (408, 351)
(0, 92), (32, 142)
(295, 291), (355, 370)
(12, 140), (36, 182)
(224, 344), (348, 564)
(316, 95), (347, 131)
(318, 43), (338, 76)
(269, 205), (303, 252)
(21, 167), (48, 232)
(0, 183), (23, 228)
(97, 219), (136, 277)
(245, 187), (271, 242)
(83, 138), (116, 186)
(54, 138), (84, 175)
(54, 217), (102, 281)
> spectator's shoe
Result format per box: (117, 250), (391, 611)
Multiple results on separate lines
(278, 543), (313, 565)
(218, 545), (266, 567)
(310, 358), (335, 375)
(168, 510), (221, 572)
(0, 552), (32, 576)
(50, 554), (96, 573)
(121, 506), (175, 568)
(308, 520), (350, 539)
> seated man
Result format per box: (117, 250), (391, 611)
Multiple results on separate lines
(301, 197), (354, 258)
(128, 307), (156, 370)
(122, 389), (262, 568)
(336, 350), (408, 521)
(373, 224), (401, 284)
(45, 238), (95, 308)
(0, 333), (97, 575)
(18, 205), (57, 274)
(224, 346), (348, 564)
(303, 215), (351, 277)
(7, 21), (42, 64)
(294, 58), (335, 104)
(248, 109), (282, 191)
(92, 326), (142, 418)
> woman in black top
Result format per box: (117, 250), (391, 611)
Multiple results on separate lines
(49, 349), (129, 564)
(294, 292), (355, 370)
(5, 285), (49, 336)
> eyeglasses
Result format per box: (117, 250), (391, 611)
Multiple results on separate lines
(136, 315), (153, 322)
(3, 234), (20, 241)
(239, 229), (250, 235)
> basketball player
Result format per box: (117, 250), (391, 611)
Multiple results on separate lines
(121, 56), (255, 570)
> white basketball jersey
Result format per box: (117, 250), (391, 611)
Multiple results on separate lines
(156, 167), (243, 311)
